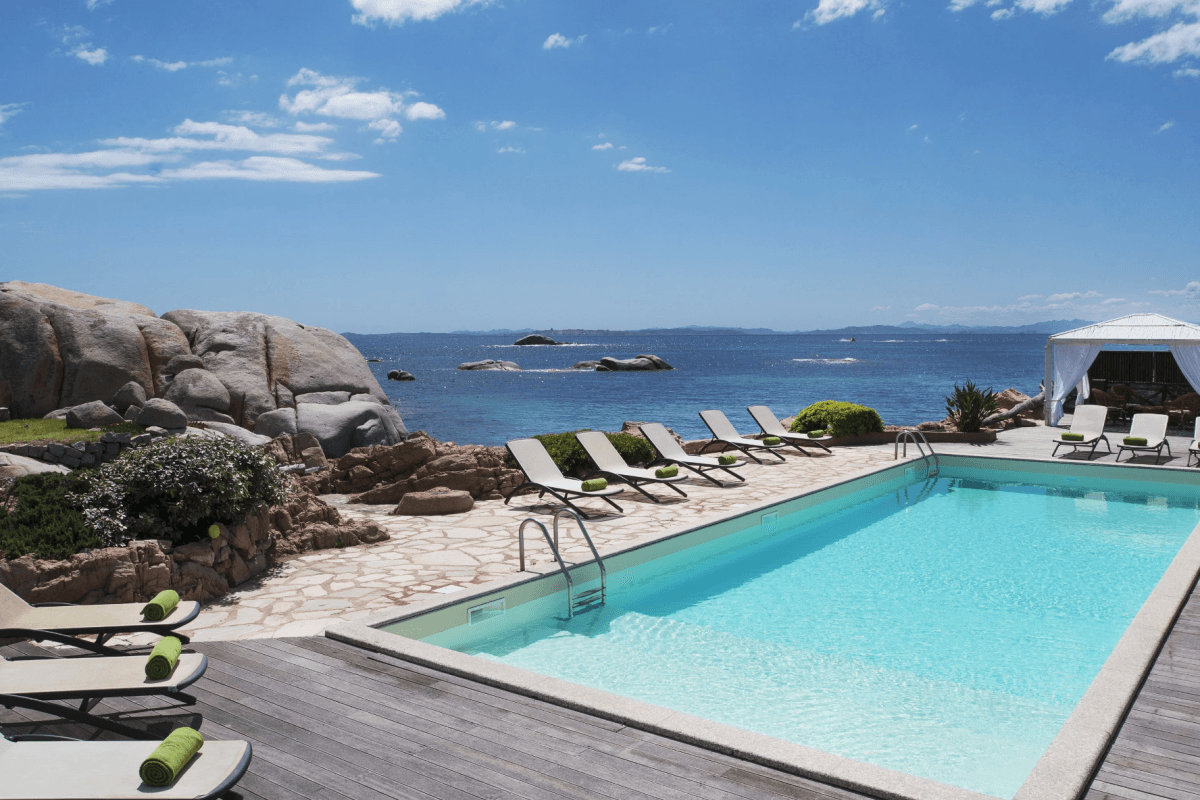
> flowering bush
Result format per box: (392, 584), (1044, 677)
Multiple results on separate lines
(80, 435), (289, 547)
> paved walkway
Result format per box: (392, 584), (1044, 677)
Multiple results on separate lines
(129, 419), (1197, 645)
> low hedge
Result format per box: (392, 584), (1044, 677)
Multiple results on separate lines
(0, 473), (99, 560)
(530, 431), (656, 476)
(789, 401), (885, 437)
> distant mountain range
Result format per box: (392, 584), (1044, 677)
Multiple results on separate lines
(442, 320), (1096, 336)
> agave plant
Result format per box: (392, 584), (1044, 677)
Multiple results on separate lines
(945, 381), (1000, 433)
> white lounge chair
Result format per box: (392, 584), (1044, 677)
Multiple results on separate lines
(1188, 419), (1200, 468)
(639, 423), (745, 486)
(1115, 413), (1172, 464)
(698, 410), (786, 463)
(575, 431), (688, 504)
(0, 734), (251, 800)
(1050, 405), (1111, 460)
(504, 438), (625, 519)
(747, 405), (833, 456)
(0, 584), (200, 657)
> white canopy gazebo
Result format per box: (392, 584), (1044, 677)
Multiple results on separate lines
(1045, 313), (1200, 425)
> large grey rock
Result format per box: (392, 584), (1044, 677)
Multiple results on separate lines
(162, 309), (392, 428)
(163, 353), (205, 377)
(514, 334), (558, 345)
(137, 398), (188, 429)
(458, 360), (521, 371)
(0, 453), (71, 479)
(573, 361), (601, 370)
(43, 408), (69, 420)
(386, 370), (415, 381)
(164, 368), (232, 419)
(65, 400), (125, 429)
(393, 487), (474, 516)
(296, 400), (404, 458)
(111, 381), (148, 413)
(202, 421), (272, 447)
(253, 408), (298, 439)
(599, 354), (674, 371)
(295, 391), (351, 406)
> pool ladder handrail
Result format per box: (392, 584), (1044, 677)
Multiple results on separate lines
(518, 509), (607, 619)
(894, 429), (939, 475)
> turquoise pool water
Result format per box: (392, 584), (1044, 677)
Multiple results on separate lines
(418, 465), (1200, 798)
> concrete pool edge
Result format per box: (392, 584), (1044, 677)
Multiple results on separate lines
(328, 454), (1200, 800)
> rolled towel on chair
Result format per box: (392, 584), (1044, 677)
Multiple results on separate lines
(763, 436), (782, 446)
(140, 727), (204, 787)
(1124, 436), (1148, 446)
(142, 589), (180, 621)
(145, 635), (183, 680)
(1061, 432), (1084, 442)
(581, 478), (608, 492)
(655, 465), (678, 479)
(807, 430), (825, 438)
(718, 454), (737, 465)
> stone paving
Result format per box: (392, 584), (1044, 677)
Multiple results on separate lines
(124, 444), (900, 645)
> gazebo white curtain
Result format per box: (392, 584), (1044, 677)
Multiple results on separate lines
(1050, 343), (1103, 425)
(1169, 344), (1200, 395)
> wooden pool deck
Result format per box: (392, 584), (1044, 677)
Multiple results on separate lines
(4, 596), (1200, 800)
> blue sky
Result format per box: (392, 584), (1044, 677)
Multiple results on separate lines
(1, 0), (1197, 333)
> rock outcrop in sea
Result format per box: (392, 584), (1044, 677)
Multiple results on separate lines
(458, 359), (521, 371)
(0, 281), (405, 457)
(514, 334), (559, 345)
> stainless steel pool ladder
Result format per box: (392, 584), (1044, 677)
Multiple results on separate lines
(894, 430), (939, 476)
(518, 509), (607, 619)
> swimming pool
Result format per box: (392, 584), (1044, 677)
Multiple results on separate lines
(334, 456), (1200, 800)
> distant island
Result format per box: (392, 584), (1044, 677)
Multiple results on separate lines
(431, 319), (1098, 336)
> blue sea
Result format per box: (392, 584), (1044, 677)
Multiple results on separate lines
(343, 333), (1047, 446)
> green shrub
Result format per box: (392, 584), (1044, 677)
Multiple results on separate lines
(528, 431), (656, 476)
(79, 435), (289, 547)
(945, 382), (1000, 433)
(788, 401), (885, 437)
(0, 473), (100, 560)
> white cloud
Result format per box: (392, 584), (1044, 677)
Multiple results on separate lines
(405, 102), (446, 120)
(102, 119), (338, 157)
(1150, 280), (1200, 297)
(86, 0), (114, 9)
(369, 118), (402, 142)
(991, 8), (1015, 18)
(1176, 66), (1200, 75)
(543, 33), (586, 49)
(923, 134), (932, 143)
(1102, 297), (1128, 304)
(160, 157), (378, 183)
(217, 72), (255, 87)
(1046, 290), (1103, 302)
(350, 0), (488, 26)
(492, 120), (516, 130)
(617, 156), (669, 173)
(800, 0), (886, 26)
(1014, 0), (1073, 14)
(474, 120), (516, 131)
(871, 305), (893, 311)
(224, 111), (280, 128)
(1156, 119), (1177, 133)
(132, 55), (232, 72)
(1018, 294), (1043, 300)
(74, 47), (108, 65)
(293, 121), (338, 133)
(1109, 21), (1200, 63)
(907, 124), (919, 131)
(592, 142), (614, 150)
(0, 103), (24, 127)
(497, 146), (525, 154)
(1103, 0), (1199, 23)
(0, 150), (167, 190)
(949, 0), (978, 9)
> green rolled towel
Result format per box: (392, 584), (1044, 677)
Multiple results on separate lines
(140, 727), (204, 787)
(718, 454), (737, 465)
(655, 465), (678, 479)
(207, 523), (221, 539)
(145, 635), (183, 680)
(808, 430), (825, 438)
(581, 478), (608, 492)
(763, 436), (782, 446)
(1124, 436), (1148, 446)
(142, 589), (180, 622)
(1061, 432), (1084, 442)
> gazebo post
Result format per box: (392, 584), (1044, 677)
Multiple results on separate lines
(1044, 341), (1054, 426)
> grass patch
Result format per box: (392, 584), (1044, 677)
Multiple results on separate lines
(0, 418), (144, 446)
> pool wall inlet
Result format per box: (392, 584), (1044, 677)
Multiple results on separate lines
(326, 454), (1200, 800)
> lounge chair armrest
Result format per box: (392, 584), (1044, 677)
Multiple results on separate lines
(30, 602), (80, 608)
(5, 733), (83, 742)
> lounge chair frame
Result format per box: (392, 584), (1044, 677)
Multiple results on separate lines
(638, 423), (745, 486)
(1050, 405), (1112, 461)
(1186, 419), (1200, 468)
(504, 439), (625, 520)
(746, 406), (833, 456)
(697, 410), (786, 464)
(1115, 413), (1173, 465)
(575, 431), (688, 504)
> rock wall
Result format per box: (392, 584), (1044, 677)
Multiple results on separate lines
(302, 431), (525, 506)
(0, 481), (387, 605)
(0, 282), (405, 456)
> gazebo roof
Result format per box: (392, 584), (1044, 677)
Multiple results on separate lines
(1050, 313), (1200, 344)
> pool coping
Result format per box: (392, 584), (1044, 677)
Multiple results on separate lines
(327, 453), (1200, 800)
